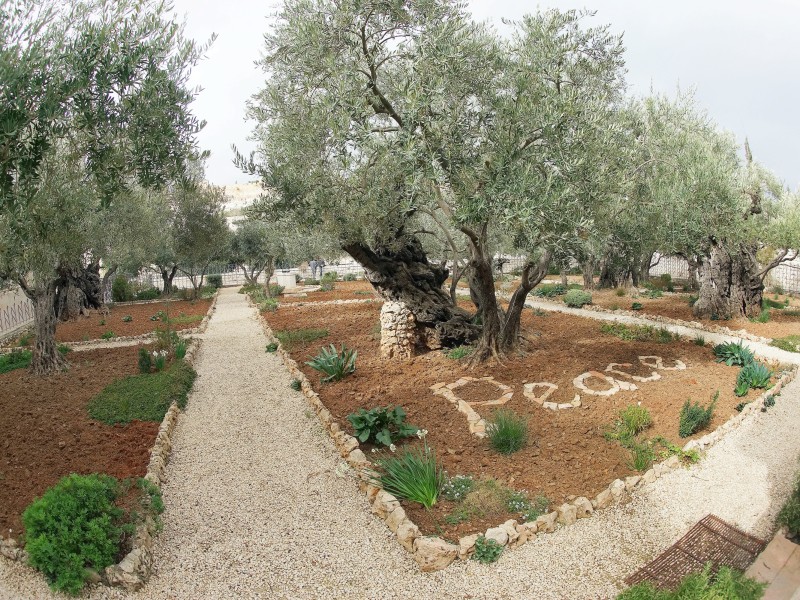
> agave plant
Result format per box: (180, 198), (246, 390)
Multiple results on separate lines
(305, 344), (357, 382)
(713, 341), (754, 367)
(735, 361), (772, 396)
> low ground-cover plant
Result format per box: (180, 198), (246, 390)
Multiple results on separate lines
(472, 535), (503, 564)
(617, 564), (765, 600)
(371, 443), (444, 509)
(487, 409), (528, 454)
(88, 361), (196, 424)
(713, 341), (754, 367)
(0, 349), (32, 374)
(441, 475), (475, 502)
(770, 335), (800, 353)
(265, 342), (279, 353)
(443, 478), (549, 525)
(121, 314), (133, 322)
(563, 289), (592, 308)
(134, 287), (161, 301)
(533, 283), (567, 297)
(631, 302), (643, 310)
(605, 405), (653, 443)
(694, 335), (705, 346)
(275, 328), (329, 350)
(343, 273), (357, 281)
(678, 392), (718, 438)
(646, 289), (663, 299)
(735, 361), (772, 397)
(268, 284), (284, 297)
(749, 306), (771, 323)
(290, 379), (302, 391)
(346, 405), (419, 446)
(600, 323), (678, 343)
(101, 331), (116, 340)
(778, 471), (800, 539)
(306, 344), (357, 382)
(22, 474), (164, 596)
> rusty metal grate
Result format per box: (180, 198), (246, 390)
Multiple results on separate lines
(625, 514), (767, 590)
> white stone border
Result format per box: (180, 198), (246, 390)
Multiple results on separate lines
(253, 297), (799, 572)
(0, 326), (208, 591)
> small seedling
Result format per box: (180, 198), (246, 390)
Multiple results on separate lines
(290, 379), (302, 391)
(265, 342), (279, 353)
(472, 535), (503, 564)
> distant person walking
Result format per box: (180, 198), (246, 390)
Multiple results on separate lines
(316, 258), (326, 279)
(309, 259), (318, 280)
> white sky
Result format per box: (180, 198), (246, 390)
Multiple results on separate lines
(172, 0), (800, 190)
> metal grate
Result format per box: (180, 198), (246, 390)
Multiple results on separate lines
(625, 514), (767, 590)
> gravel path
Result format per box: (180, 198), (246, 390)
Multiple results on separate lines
(2, 287), (799, 599)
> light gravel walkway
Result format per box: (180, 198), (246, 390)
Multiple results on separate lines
(2, 287), (800, 599)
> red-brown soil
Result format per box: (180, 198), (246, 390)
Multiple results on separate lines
(49, 298), (212, 343)
(264, 301), (755, 540)
(588, 289), (800, 339)
(0, 346), (159, 538)
(279, 280), (378, 303)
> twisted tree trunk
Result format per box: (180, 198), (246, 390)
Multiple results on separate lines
(693, 241), (764, 319)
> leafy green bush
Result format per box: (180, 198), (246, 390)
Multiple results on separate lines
(770, 336), (800, 353)
(206, 274), (223, 288)
(735, 361), (772, 396)
(260, 298), (279, 312)
(275, 328), (329, 350)
(22, 474), (123, 595)
(0, 349), (32, 374)
(268, 284), (284, 297)
(304, 278), (320, 285)
(101, 331), (116, 340)
(321, 271), (338, 283)
(713, 341), (754, 366)
(306, 344), (357, 382)
(763, 297), (788, 310)
(627, 439), (656, 472)
(778, 472), (800, 538)
(320, 281), (335, 292)
(121, 314), (133, 322)
(749, 306), (770, 323)
(137, 348), (152, 373)
(563, 289), (592, 308)
(533, 283), (567, 297)
(446, 346), (473, 359)
(134, 287), (161, 301)
(600, 323), (678, 343)
(265, 342), (279, 353)
(346, 405), (419, 446)
(606, 405), (652, 443)
(487, 409), (528, 455)
(646, 289), (663, 299)
(343, 273), (357, 281)
(472, 535), (503, 563)
(441, 475), (474, 502)
(371, 443), (444, 509)
(617, 564), (765, 599)
(679, 392), (718, 438)
(506, 490), (549, 522)
(88, 361), (197, 424)
(631, 302), (643, 311)
(111, 276), (133, 302)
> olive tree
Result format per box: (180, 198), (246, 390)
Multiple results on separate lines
(240, 0), (626, 360)
(0, 0), (207, 374)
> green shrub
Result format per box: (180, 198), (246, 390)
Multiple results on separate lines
(617, 564), (765, 600)
(268, 284), (284, 297)
(304, 278), (320, 286)
(347, 405), (419, 446)
(0, 349), (32, 374)
(735, 361), (772, 396)
(533, 283), (567, 298)
(615, 288), (626, 297)
(487, 409), (528, 455)
(319, 281), (335, 292)
(646, 289), (663, 299)
(17, 333), (32, 346)
(343, 273), (357, 281)
(446, 346), (473, 360)
(101, 331), (116, 340)
(265, 342), (279, 353)
(679, 392), (718, 438)
(111, 276), (133, 302)
(627, 439), (656, 472)
(770, 336), (800, 353)
(371, 443), (444, 509)
(606, 405), (653, 444)
(290, 379), (302, 391)
(260, 298), (279, 312)
(441, 475), (474, 502)
(778, 472), (800, 538)
(22, 474), (123, 595)
(88, 361), (197, 424)
(563, 289), (592, 308)
(688, 294), (698, 307)
(321, 271), (338, 283)
(694, 335), (705, 346)
(713, 341), (754, 366)
(472, 535), (503, 563)
(749, 306), (770, 323)
(121, 314), (133, 322)
(306, 344), (357, 382)
(506, 490), (549, 522)
(137, 348), (152, 373)
(763, 297), (787, 310)
(206, 274), (223, 288)
(275, 328), (329, 350)
(631, 302), (643, 311)
(134, 287), (161, 301)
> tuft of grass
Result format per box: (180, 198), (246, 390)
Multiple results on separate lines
(749, 306), (771, 323)
(487, 409), (529, 455)
(101, 331), (116, 340)
(0, 349), (32, 374)
(615, 288), (626, 297)
(627, 439), (656, 472)
(778, 472), (800, 539)
(446, 346), (473, 360)
(290, 379), (302, 391)
(617, 564), (765, 600)
(600, 322), (678, 343)
(305, 344), (357, 382)
(678, 392), (717, 438)
(88, 361), (196, 424)
(371, 443), (444, 509)
(770, 336), (800, 353)
(762, 297), (788, 310)
(694, 335), (705, 346)
(274, 328), (329, 351)
(631, 302), (643, 311)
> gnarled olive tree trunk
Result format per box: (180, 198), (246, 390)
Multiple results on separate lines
(693, 241), (764, 319)
(342, 237), (480, 353)
(160, 265), (178, 295)
(19, 278), (68, 375)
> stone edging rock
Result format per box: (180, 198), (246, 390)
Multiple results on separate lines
(254, 298), (799, 572)
(0, 330), (206, 591)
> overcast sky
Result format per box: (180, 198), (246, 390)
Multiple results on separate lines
(172, 0), (800, 190)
